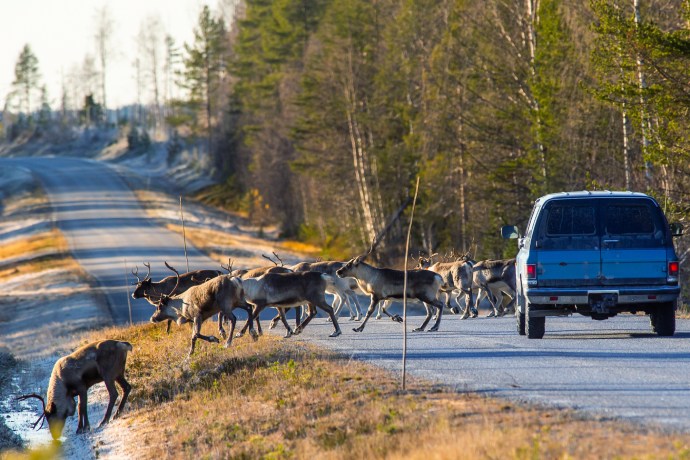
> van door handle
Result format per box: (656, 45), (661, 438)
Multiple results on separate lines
(603, 239), (619, 244)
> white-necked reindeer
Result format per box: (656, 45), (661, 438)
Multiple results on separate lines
(336, 253), (447, 332)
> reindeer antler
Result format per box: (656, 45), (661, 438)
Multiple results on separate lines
(132, 266), (141, 283)
(143, 262), (152, 281)
(262, 254), (278, 266)
(221, 258), (234, 273)
(272, 252), (284, 267)
(16, 393), (47, 430)
(164, 262), (181, 298)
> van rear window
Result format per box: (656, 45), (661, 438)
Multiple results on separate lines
(605, 205), (656, 235)
(545, 205), (596, 236)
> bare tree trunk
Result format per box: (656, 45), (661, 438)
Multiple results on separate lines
(525, 0), (547, 184)
(633, 0), (652, 184)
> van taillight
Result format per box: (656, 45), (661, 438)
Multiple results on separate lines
(669, 261), (679, 277)
(526, 264), (537, 279)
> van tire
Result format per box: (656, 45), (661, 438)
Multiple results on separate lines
(650, 302), (675, 337)
(516, 309), (526, 335)
(526, 302), (545, 339)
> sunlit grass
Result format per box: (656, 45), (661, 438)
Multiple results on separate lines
(0, 229), (67, 260)
(60, 322), (690, 459)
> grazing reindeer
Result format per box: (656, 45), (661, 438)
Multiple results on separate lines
(289, 261), (364, 321)
(132, 262), (223, 334)
(472, 258), (516, 317)
(17, 340), (132, 440)
(336, 254), (447, 332)
(150, 264), (257, 356)
(235, 271), (342, 338)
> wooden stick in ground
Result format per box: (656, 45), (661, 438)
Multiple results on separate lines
(124, 258), (133, 326)
(180, 196), (189, 272)
(402, 176), (420, 391)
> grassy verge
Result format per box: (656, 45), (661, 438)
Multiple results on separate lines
(30, 322), (683, 459)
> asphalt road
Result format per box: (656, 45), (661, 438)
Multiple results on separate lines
(4, 156), (690, 432)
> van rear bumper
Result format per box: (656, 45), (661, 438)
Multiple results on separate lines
(527, 285), (680, 305)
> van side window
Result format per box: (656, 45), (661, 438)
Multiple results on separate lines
(538, 203), (598, 250)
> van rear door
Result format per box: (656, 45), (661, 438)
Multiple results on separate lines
(535, 200), (601, 287)
(600, 199), (668, 286)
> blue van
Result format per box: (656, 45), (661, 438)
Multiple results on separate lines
(502, 191), (682, 338)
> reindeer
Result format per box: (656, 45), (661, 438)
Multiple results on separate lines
(17, 340), (132, 440)
(472, 258), (516, 317)
(150, 264), (257, 356)
(336, 254), (447, 332)
(235, 271), (343, 338)
(289, 260), (364, 322)
(132, 262), (224, 334)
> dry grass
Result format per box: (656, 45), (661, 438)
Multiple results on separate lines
(0, 229), (67, 260)
(60, 322), (690, 459)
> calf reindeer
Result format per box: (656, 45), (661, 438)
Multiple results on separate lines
(150, 264), (257, 356)
(472, 258), (516, 317)
(17, 340), (132, 440)
(235, 271), (342, 338)
(336, 255), (447, 332)
(132, 262), (223, 334)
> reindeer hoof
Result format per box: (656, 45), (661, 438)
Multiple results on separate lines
(451, 307), (460, 314)
(375, 315), (382, 320)
(349, 316), (355, 321)
(330, 330), (342, 337)
(326, 317), (333, 323)
(460, 313), (469, 320)
(234, 332), (245, 338)
(209, 336), (220, 343)
(223, 341), (233, 349)
(283, 330), (293, 338)
(429, 326), (439, 332)
(268, 320), (278, 330)
(412, 327), (425, 332)
(219, 331), (227, 340)
(392, 315), (403, 323)
(250, 332), (259, 342)
(353, 327), (364, 333)
(487, 311), (496, 318)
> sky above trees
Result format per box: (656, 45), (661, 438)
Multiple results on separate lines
(0, 0), (227, 109)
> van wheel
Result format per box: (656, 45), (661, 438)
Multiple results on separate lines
(526, 302), (545, 339)
(650, 302), (675, 337)
(516, 309), (526, 335)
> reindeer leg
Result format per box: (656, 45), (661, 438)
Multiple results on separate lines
(353, 296), (379, 332)
(294, 304), (317, 334)
(330, 295), (342, 321)
(98, 380), (119, 428)
(165, 319), (172, 334)
(269, 311), (282, 329)
(223, 311), (237, 348)
(428, 298), (445, 332)
(278, 309), (293, 337)
(76, 390), (89, 433)
(237, 304), (259, 338)
(218, 313), (227, 340)
(414, 300), (434, 332)
(347, 291), (363, 321)
(317, 301), (342, 337)
(113, 375), (131, 419)
(189, 316), (219, 356)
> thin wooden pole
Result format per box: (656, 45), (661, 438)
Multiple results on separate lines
(180, 196), (190, 272)
(402, 176), (421, 391)
(124, 258), (133, 326)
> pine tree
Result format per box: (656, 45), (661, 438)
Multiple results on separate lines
(10, 44), (41, 115)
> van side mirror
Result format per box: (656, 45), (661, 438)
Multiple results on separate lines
(670, 223), (683, 237)
(501, 225), (520, 239)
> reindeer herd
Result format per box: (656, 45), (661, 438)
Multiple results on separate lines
(18, 249), (516, 440)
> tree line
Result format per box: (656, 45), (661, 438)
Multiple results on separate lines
(3, 0), (690, 266)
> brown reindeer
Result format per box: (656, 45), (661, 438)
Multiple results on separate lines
(150, 264), (257, 356)
(235, 271), (342, 338)
(132, 262), (223, 334)
(17, 340), (132, 440)
(336, 254), (447, 332)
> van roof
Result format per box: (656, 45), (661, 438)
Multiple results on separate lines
(536, 191), (655, 205)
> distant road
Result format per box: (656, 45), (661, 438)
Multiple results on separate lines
(2, 156), (216, 324)
(4, 156), (690, 433)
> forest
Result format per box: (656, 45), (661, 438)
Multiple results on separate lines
(3, 0), (690, 264)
